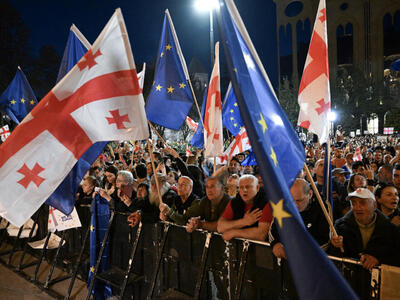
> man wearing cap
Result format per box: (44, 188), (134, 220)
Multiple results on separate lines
(332, 168), (349, 185)
(330, 188), (400, 269)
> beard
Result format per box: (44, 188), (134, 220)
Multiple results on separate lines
(149, 182), (171, 206)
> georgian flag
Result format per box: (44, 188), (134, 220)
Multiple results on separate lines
(353, 147), (363, 162)
(0, 125), (10, 142)
(185, 116), (198, 132)
(298, 0), (330, 144)
(217, 127), (251, 164)
(0, 9), (148, 226)
(203, 42), (224, 157)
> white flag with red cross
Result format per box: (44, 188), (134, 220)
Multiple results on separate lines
(217, 127), (251, 164)
(204, 42), (224, 157)
(353, 147), (363, 162)
(0, 9), (149, 226)
(298, 0), (330, 144)
(185, 116), (198, 132)
(0, 125), (10, 142)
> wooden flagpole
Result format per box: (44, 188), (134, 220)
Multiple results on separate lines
(147, 140), (163, 205)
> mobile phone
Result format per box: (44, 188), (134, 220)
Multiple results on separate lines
(94, 187), (101, 192)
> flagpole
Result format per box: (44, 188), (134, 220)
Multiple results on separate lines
(165, 9), (204, 129)
(326, 138), (333, 220)
(148, 121), (167, 146)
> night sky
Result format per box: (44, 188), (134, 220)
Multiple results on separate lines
(8, 0), (278, 87)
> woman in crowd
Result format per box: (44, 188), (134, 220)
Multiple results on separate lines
(375, 183), (400, 226)
(347, 173), (367, 193)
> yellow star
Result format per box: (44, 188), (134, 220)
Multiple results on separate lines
(234, 103), (238, 106)
(234, 123), (237, 127)
(270, 147), (278, 166)
(230, 109), (234, 113)
(179, 82), (186, 89)
(10, 99), (16, 105)
(258, 113), (268, 133)
(90, 266), (95, 273)
(155, 84), (162, 91)
(90, 225), (95, 231)
(160, 52), (164, 57)
(167, 86), (174, 94)
(230, 117), (234, 121)
(20, 98), (25, 103)
(270, 199), (291, 228)
(165, 44), (172, 50)
(30, 100), (35, 105)
(234, 68), (238, 73)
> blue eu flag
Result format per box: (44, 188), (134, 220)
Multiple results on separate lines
(145, 10), (194, 130)
(241, 150), (257, 166)
(0, 67), (37, 124)
(45, 25), (108, 215)
(222, 83), (244, 136)
(217, 1), (357, 299)
(88, 195), (112, 300)
(391, 58), (400, 72)
(190, 88), (207, 149)
(322, 143), (333, 211)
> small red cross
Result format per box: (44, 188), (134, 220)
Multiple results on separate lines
(77, 49), (102, 71)
(299, 120), (310, 130)
(106, 109), (130, 129)
(319, 8), (327, 23)
(315, 99), (330, 115)
(17, 163), (45, 189)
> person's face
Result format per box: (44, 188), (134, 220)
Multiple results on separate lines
(371, 163), (378, 172)
(335, 173), (346, 184)
(205, 179), (223, 202)
(354, 165), (365, 175)
(167, 172), (176, 185)
(350, 197), (376, 225)
(116, 175), (128, 189)
(82, 179), (94, 194)
(384, 154), (392, 164)
(137, 186), (148, 200)
(239, 177), (259, 204)
(393, 170), (400, 188)
(377, 186), (399, 212)
(335, 149), (343, 158)
(353, 174), (366, 189)
(105, 172), (116, 184)
(314, 161), (324, 178)
(147, 163), (153, 176)
(177, 177), (192, 198)
(229, 161), (240, 174)
(95, 168), (103, 178)
(366, 152), (372, 159)
(290, 184), (311, 212)
(374, 152), (382, 162)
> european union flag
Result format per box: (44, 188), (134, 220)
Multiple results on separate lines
(0, 67), (37, 124)
(145, 10), (194, 130)
(391, 58), (400, 72)
(45, 26), (108, 215)
(222, 83), (244, 136)
(190, 87), (207, 149)
(241, 150), (257, 166)
(88, 194), (112, 300)
(217, 1), (357, 299)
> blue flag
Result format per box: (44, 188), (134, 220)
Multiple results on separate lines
(241, 150), (257, 166)
(45, 25), (107, 215)
(222, 83), (244, 136)
(391, 58), (400, 72)
(217, 1), (357, 299)
(190, 87), (207, 149)
(145, 10), (194, 130)
(88, 195), (112, 300)
(322, 143), (333, 211)
(0, 67), (37, 124)
(56, 24), (91, 83)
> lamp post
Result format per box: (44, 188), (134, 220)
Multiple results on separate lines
(327, 110), (337, 140)
(194, 0), (220, 67)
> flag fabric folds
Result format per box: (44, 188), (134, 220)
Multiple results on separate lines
(145, 9), (194, 130)
(217, 1), (357, 299)
(0, 67), (37, 124)
(222, 82), (244, 136)
(0, 9), (149, 226)
(56, 24), (91, 83)
(185, 116), (198, 132)
(88, 194), (112, 300)
(0, 125), (10, 142)
(241, 150), (257, 166)
(190, 88), (207, 149)
(203, 42), (223, 157)
(322, 143), (333, 211)
(297, 0), (331, 144)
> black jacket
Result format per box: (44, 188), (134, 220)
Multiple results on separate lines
(329, 210), (400, 266)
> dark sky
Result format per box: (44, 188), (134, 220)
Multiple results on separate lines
(8, 0), (278, 86)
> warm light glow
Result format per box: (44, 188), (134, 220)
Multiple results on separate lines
(194, 0), (220, 12)
(327, 111), (337, 122)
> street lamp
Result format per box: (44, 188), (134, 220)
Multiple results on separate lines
(194, 0), (220, 67)
(327, 110), (337, 139)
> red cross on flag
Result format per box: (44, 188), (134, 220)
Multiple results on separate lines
(0, 125), (10, 142)
(353, 147), (363, 162)
(185, 116), (198, 132)
(217, 127), (251, 164)
(204, 42), (223, 158)
(0, 9), (148, 226)
(298, 0), (330, 144)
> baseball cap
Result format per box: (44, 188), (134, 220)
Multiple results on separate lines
(347, 188), (375, 201)
(332, 168), (350, 175)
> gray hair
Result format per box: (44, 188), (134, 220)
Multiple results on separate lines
(117, 170), (133, 184)
(239, 174), (258, 186)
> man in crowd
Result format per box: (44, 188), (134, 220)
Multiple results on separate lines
(378, 164), (394, 184)
(393, 164), (400, 193)
(217, 174), (272, 241)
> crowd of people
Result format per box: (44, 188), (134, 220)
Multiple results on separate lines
(74, 131), (400, 298)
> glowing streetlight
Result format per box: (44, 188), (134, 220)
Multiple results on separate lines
(194, 0), (220, 66)
(327, 111), (337, 122)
